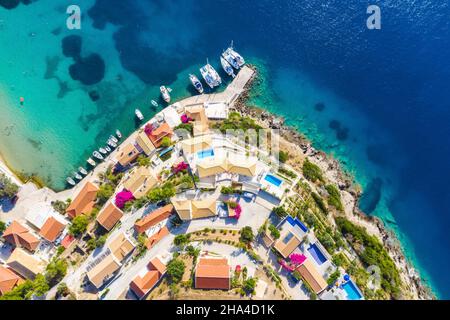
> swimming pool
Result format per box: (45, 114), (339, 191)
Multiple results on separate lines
(342, 280), (363, 300)
(264, 174), (283, 187)
(197, 149), (214, 159)
(308, 243), (328, 265)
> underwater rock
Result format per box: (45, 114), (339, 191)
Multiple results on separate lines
(69, 53), (105, 85)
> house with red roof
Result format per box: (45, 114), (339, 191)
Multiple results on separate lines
(2, 221), (40, 252)
(129, 257), (166, 299)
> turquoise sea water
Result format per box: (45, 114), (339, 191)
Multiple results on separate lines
(1, 0), (450, 298)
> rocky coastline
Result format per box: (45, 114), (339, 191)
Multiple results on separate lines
(233, 65), (434, 300)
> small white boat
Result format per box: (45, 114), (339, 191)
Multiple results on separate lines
(79, 167), (88, 175)
(167, 87), (172, 93)
(105, 146), (111, 152)
(135, 109), (144, 121)
(66, 177), (76, 186)
(160, 86), (171, 103)
(109, 135), (118, 143)
(93, 151), (103, 160)
(73, 172), (82, 180)
(151, 100), (158, 108)
(99, 147), (108, 155)
(107, 139), (117, 148)
(220, 56), (235, 78)
(115, 129), (122, 139)
(189, 74), (204, 94)
(87, 158), (96, 166)
(200, 61), (222, 89)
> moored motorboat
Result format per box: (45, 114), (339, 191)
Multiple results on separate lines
(220, 56), (235, 78)
(109, 135), (118, 143)
(189, 74), (204, 93)
(107, 139), (117, 148)
(160, 86), (171, 103)
(105, 146), (111, 152)
(151, 100), (158, 107)
(79, 167), (88, 175)
(66, 177), (76, 186)
(115, 129), (122, 139)
(87, 158), (96, 166)
(73, 172), (82, 180)
(135, 109), (144, 121)
(99, 147), (107, 155)
(93, 151), (103, 160)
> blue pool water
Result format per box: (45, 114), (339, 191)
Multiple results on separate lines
(197, 149), (214, 159)
(342, 281), (363, 300)
(308, 243), (328, 265)
(286, 216), (308, 233)
(264, 174), (283, 187)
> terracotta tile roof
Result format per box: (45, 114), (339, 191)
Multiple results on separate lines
(145, 226), (169, 250)
(6, 248), (45, 280)
(66, 182), (99, 219)
(122, 166), (158, 199)
(295, 259), (328, 294)
(195, 257), (230, 290)
(134, 204), (173, 234)
(147, 122), (173, 148)
(108, 232), (135, 262)
(136, 131), (155, 156)
(2, 221), (40, 252)
(0, 266), (23, 295)
(116, 143), (140, 167)
(96, 202), (124, 231)
(39, 217), (66, 242)
(87, 254), (121, 289)
(61, 234), (75, 249)
(130, 257), (166, 299)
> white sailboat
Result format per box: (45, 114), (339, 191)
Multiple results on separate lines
(200, 60), (222, 89)
(220, 56), (235, 78)
(189, 74), (204, 93)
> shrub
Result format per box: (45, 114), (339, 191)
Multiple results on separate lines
(136, 155), (151, 167)
(174, 234), (190, 247)
(96, 183), (114, 206)
(51, 200), (69, 215)
(268, 224), (280, 239)
(279, 151), (289, 163)
(147, 183), (176, 203)
(327, 270), (341, 286)
(0, 221), (6, 235)
(272, 206), (287, 218)
(0, 173), (19, 199)
(240, 226), (254, 245)
(325, 184), (344, 212)
(311, 192), (328, 215)
(167, 259), (186, 284)
(160, 136), (172, 148)
(302, 159), (324, 183)
(243, 277), (257, 295)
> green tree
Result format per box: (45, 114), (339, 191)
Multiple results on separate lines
(243, 277), (257, 295)
(45, 258), (68, 286)
(279, 150), (289, 163)
(174, 234), (190, 247)
(0, 174), (19, 199)
(268, 224), (280, 239)
(147, 183), (176, 203)
(325, 184), (343, 212)
(136, 155), (151, 167)
(240, 226), (254, 245)
(69, 215), (89, 236)
(160, 136), (172, 148)
(327, 270), (341, 286)
(272, 206), (287, 218)
(96, 183), (114, 205)
(0, 221), (6, 234)
(166, 259), (186, 284)
(30, 274), (50, 298)
(51, 200), (69, 215)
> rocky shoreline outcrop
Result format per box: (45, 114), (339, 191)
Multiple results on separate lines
(233, 65), (434, 300)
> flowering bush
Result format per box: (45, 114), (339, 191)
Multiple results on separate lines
(279, 258), (295, 272)
(234, 204), (242, 219)
(144, 123), (153, 135)
(289, 253), (307, 266)
(180, 114), (192, 123)
(115, 190), (135, 209)
(172, 161), (189, 174)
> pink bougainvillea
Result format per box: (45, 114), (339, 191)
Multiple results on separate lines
(172, 161), (189, 174)
(144, 123), (154, 135)
(289, 253), (307, 266)
(234, 204), (242, 220)
(279, 258), (295, 272)
(115, 190), (135, 209)
(180, 114), (192, 123)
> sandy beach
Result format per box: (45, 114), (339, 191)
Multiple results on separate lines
(0, 151), (22, 187)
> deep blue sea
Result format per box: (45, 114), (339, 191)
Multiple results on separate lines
(1, 0), (449, 298)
